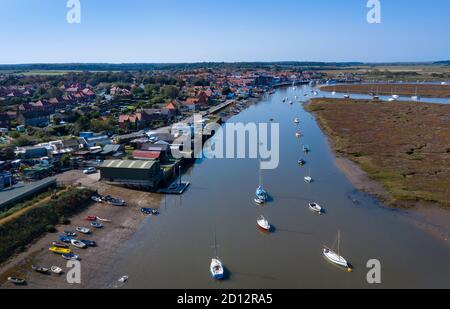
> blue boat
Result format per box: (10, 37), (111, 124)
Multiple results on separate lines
(141, 208), (159, 215)
(59, 235), (74, 243)
(90, 222), (103, 229)
(255, 186), (268, 201)
(80, 240), (96, 247)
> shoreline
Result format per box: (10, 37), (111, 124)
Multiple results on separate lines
(306, 104), (450, 247)
(0, 97), (263, 289)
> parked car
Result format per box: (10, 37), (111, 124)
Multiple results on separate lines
(83, 167), (97, 174)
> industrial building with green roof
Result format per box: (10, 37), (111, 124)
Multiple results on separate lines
(99, 159), (163, 189)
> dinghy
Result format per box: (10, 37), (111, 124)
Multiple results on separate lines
(298, 159), (306, 166)
(71, 239), (87, 249)
(49, 246), (71, 254)
(257, 215), (271, 232)
(91, 196), (102, 203)
(254, 197), (265, 205)
(52, 242), (69, 248)
(64, 231), (77, 237)
(76, 227), (91, 234)
(96, 217), (111, 222)
(210, 259), (224, 280)
(62, 253), (80, 261)
(80, 240), (96, 247)
(59, 235), (74, 243)
(86, 216), (97, 221)
(294, 118), (300, 124)
(51, 266), (63, 274)
(304, 176), (313, 183)
(118, 275), (129, 283)
(7, 277), (25, 285)
(309, 203), (322, 214)
(90, 222), (103, 229)
(303, 145), (310, 153)
(295, 132), (302, 138)
(32, 265), (49, 274)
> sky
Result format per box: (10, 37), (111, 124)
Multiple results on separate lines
(0, 0), (449, 64)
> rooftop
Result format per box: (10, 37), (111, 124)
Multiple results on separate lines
(101, 159), (156, 170)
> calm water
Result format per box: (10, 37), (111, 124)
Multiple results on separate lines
(106, 86), (450, 289)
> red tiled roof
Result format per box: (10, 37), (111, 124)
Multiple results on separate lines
(132, 150), (161, 160)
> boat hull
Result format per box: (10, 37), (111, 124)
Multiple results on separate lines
(323, 249), (348, 268)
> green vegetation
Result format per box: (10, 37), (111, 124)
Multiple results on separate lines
(0, 187), (94, 263)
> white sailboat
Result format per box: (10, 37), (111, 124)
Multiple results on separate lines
(257, 215), (271, 232)
(304, 168), (312, 183)
(323, 231), (351, 270)
(210, 233), (224, 280)
(411, 86), (420, 101)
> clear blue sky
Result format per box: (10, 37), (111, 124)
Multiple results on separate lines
(0, 0), (449, 64)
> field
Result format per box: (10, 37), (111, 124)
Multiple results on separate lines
(307, 98), (450, 208)
(320, 83), (450, 98)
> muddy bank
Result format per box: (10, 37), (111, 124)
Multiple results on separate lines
(0, 171), (162, 289)
(306, 100), (450, 247)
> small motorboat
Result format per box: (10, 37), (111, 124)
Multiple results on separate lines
(86, 216), (97, 221)
(71, 239), (87, 249)
(90, 222), (103, 229)
(76, 227), (91, 234)
(32, 265), (49, 274)
(294, 118), (300, 124)
(7, 277), (26, 285)
(141, 208), (159, 216)
(96, 217), (111, 222)
(64, 231), (77, 237)
(62, 253), (80, 261)
(255, 186), (268, 201)
(254, 197), (265, 205)
(295, 132), (302, 138)
(59, 235), (74, 243)
(110, 199), (126, 206)
(269, 118), (274, 122)
(51, 266), (63, 274)
(343, 94), (350, 99)
(49, 246), (71, 254)
(210, 258), (224, 280)
(257, 215), (271, 232)
(80, 240), (96, 247)
(392, 94), (399, 99)
(52, 242), (69, 248)
(331, 91), (336, 95)
(309, 203), (323, 214)
(303, 145), (310, 153)
(298, 159), (306, 166)
(304, 176), (313, 183)
(91, 196), (103, 203)
(118, 275), (129, 284)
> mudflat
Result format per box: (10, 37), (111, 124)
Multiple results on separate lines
(307, 98), (450, 209)
(320, 83), (450, 98)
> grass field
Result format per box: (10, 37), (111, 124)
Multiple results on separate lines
(307, 98), (450, 208)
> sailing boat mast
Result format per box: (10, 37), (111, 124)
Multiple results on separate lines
(337, 230), (341, 256)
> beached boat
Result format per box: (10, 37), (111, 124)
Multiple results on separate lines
(141, 208), (159, 215)
(71, 239), (87, 249)
(49, 246), (71, 254)
(51, 266), (63, 274)
(32, 265), (49, 274)
(86, 216), (97, 221)
(52, 242), (69, 248)
(257, 215), (271, 231)
(62, 253), (80, 261)
(90, 222), (103, 229)
(7, 277), (25, 285)
(59, 235), (74, 243)
(309, 203), (323, 214)
(76, 227), (91, 234)
(64, 231), (77, 237)
(96, 217), (111, 222)
(80, 240), (96, 247)
(91, 196), (103, 203)
(110, 199), (126, 206)
(323, 231), (351, 270)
